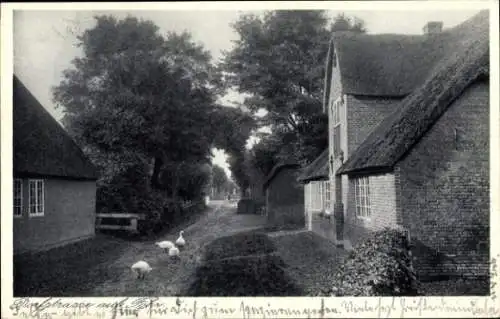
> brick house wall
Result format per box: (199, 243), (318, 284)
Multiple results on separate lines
(326, 58), (402, 246)
(346, 96), (402, 157)
(397, 81), (490, 280)
(13, 178), (96, 254)
(344, 172), (399, 250)
(266, 168), (305, 227)
(340, 96), (402, 248)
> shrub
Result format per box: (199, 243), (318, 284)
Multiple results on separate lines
(324, 228), (419, 296)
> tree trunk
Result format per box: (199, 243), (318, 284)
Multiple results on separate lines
(171, 161), (185, 201)
(151, 156), (164, 189)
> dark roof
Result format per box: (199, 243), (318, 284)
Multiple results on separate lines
(323, 10), (488, 106)
(337, 10), (489, 175)
(297, 149), (329, 183)
(262, 161), (301, 190)
(13, 75), (99, 180)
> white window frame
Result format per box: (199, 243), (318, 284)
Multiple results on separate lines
(354, 176), (371, 220)
(324, 180), (331, 211)
(14, 178), (23, 218)
(28, 179), (45, 217)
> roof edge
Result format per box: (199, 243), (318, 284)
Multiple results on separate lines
(263, 162), (301, 190)
(336, 165), (394, 176)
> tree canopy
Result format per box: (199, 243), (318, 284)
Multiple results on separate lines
(221, 10), (366, 175)
(52, 15), (250, 205)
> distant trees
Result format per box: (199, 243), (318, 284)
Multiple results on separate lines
(221, 10), (367, 176)
(210, 164), (238, 199)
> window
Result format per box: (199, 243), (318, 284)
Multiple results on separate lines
(28, 179), (44, 217)
(324, 180), (332, 211)
(331, 97), (342, 157)
(354, 176), (371, 218)
(311, 182), (322, 211)
(14, 179), (23, 217)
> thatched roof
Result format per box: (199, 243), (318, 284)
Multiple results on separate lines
(323, 10), (489, 107)
(13, 75), (99, 180)
(297, 149), (329, 183)
(262, 161), (301, 190)
(337, 10), (489, 175)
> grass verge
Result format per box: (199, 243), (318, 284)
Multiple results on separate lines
(186, 230), (302, 296)
(203, 231), (276, 262)
(14, 235), (129, 296)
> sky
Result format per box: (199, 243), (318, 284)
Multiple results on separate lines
(12, 5), (482, 179)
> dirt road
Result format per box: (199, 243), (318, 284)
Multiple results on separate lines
(90, 200), (266, 296)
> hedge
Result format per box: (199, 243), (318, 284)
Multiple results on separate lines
(323, 228), (419, 296)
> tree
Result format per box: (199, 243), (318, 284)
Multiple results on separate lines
(52, 15), (221, 200)
(221, 10), (366, 170)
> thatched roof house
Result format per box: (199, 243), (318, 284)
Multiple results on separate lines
(321, 10), (490, 282)
(13, 75), (98, 254)
(337, 11), (489, 175)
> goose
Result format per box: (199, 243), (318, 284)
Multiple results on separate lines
(155, 240), (175, 252)
(131, 260), (152, 280)
(175, 230), (186, 248)
(169, 245), (180, 258)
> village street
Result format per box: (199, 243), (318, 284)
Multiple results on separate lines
(89, 200), (268, 296)
(9, 8), (493, 306)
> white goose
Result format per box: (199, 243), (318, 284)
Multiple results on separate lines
(169, 245), (180, 258)
(131, 260), (152, 280)
(175, 230), (186, 248)
(155, 240), (175, 252)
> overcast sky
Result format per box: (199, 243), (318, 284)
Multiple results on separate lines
(12, 6), (483, 178)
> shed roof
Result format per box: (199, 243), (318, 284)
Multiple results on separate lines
(297, 149), (329, 183)
(262, 161), (301, 190)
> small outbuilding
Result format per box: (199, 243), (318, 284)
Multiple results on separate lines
(263, 162), (304, 229)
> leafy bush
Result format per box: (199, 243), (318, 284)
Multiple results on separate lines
(96, 164), (182, 235)
(324, 228), (419, 296)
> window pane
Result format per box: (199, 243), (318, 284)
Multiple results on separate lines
(37, 180), (43, 198)
(29, 182), (36, 207)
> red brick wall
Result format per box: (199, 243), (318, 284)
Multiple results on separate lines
(13, 178), (96, 254)
(397, 81), (489, 280)
(266, 168), (305, 227)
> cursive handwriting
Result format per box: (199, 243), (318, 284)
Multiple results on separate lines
(7, 296), (500, 319)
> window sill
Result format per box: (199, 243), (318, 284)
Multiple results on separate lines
(13, 215), (23, 219)
(29, 214), (45, 218)
(356, 216), (372, 223)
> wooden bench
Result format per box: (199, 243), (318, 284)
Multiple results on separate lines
(95, 213), (147, 233)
